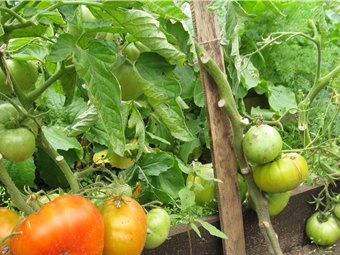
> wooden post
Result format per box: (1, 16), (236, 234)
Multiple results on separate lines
(190, 1), (246, 255)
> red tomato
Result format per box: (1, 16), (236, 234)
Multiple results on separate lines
(100, 195), (147, 255)
(10, 195), (104, 255)
(0, 208), (19, 255)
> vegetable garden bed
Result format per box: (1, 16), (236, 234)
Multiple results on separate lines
(143, 184), (340, 255)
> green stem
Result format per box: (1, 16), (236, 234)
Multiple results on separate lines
(27, 64), (75, 102)
(0, 156), (35, 215)
(37, 130), (80, 193)
(0, 7), (28, 25)
(195, 40), (283, 255)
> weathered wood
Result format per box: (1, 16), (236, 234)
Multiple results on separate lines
(190, 1), (246, 255)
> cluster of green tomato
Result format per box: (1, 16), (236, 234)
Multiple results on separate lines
(242, 124), (309, 216)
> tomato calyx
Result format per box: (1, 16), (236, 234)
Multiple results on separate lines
(316, 211), (332, 223)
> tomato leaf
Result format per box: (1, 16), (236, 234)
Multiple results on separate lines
(195, 218), (228, 239)
(47, 34), (76, 62)
(142, 1), (188, 21)
(267, 85), (298, 115)
(42, 126), (83, 159)
(73, 41), (125, 156)
(103, 6), (186, 63)
(136, 53), (194, 142)
(4, 157), (35, 189)
(178, 188), (196, 211)
(139, 152), (173, 176)
(190, 222), (202, 238)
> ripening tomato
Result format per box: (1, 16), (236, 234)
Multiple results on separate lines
(305, 212), (340, 246)
(10, 195), (104, 255)
(0, 208), (19, 255)
(242, 124), (282, 164)
(100, 195), (147, 255)
(253, 153), (308, 193)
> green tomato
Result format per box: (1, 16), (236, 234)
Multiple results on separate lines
(305, 212), (340, 246)
(265, 191), (290, 216)
(144, 208), (171, 249)
(186, 163), (216, 207)
(0, 59), (38, 94)
(238, 173), (248, 202)
(113, 61), (144, 101)
(242, 124), (282, 164)
(0, 128), (36, 162)
(248, 191), (290, 216)
(253, 153), (309, 193)
(333, 203), (340, 220)
(122, 43), (141, 62)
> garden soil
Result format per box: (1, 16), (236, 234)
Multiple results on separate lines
(283, 243), (340, 255)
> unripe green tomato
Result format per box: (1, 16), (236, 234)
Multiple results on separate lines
(186, 164), (216, 207)
(306, 212), (340, 246)
(0, 59), (38, 94)
(0, 128), (36, 162)
(123, 43), (141, 62)
(238, 173), (248, 203)
(242, 124), (282, 164)
(265, 191), (291, 216)
(113, 61), (144, 101)
(144, 208), (171, 249)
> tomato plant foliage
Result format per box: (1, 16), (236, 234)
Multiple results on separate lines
(0, 1), (339, 252)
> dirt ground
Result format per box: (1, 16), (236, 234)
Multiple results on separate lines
(283, 243), (340, 255)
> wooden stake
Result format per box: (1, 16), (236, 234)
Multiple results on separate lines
(190, 1), (246, 255)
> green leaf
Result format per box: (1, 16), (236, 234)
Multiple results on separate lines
(195, 218), (228, 239)
(190, 222), (202, 238)
(7, 38), (49, 61)
(47, 34), (76, 62)
(42, 126), (83, 159)
(4, 157), (35, 189)
(68, 104), (98, 137)
(73, 41), (125, 156)
(136, 53), (194, 142)
(143, 1), (188, 21)
(179, 187), (196, 211)
(139, 152), (173, 176)
(104, 6), (186, 63)
(267, 85), (298, 115)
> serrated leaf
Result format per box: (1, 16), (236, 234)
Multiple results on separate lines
(68, 104), (98, 137)
(104, 7), (186, 63)
(139, 152), (173, 176)
(4, 157), (35, 189)
(179, 187), (196, 211)
(195, 219), (228, 239)
(42, 126), (83, 159)
(143, 1), (188, 20)
(268, 85), (298, 115)
(8, 38), (49, 61)
(47, 34), (76, 62)
(73, 41), (125, 156)
(136, 53), (194, 142)
(4, 24), (48, 41)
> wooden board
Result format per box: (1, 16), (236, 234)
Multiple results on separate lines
(189, 1), (246, 254)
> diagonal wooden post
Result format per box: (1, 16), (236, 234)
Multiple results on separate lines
(190, 1), (246, 255)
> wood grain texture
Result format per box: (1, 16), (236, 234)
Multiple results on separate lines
(190, 1), (246, 255)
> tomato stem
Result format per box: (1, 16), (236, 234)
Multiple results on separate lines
(0, 156), (35, 215)
(37, 130), (80, 193)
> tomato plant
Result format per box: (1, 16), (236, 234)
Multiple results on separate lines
(0, 208), (19, 255)
(333, 203), (340, 220)
(242, 124), (282, 165)
(100, 195), (147, 255)
(305, 212), (340, 246)
(248, 191), (290, 216)
(253, 153), (309, 193)
(186, 163), (216, 207)
(144, 207), (171, 249)
(10, 195), (104, 255)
